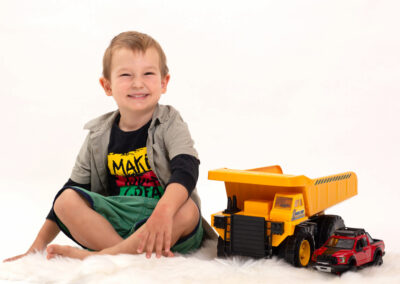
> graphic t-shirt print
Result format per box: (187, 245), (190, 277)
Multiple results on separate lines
(107, 147), (164, 199)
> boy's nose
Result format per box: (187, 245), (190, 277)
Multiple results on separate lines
(131, 78), (144, 88)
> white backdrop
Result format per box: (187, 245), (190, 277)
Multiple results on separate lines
(1, 0), (399, 265)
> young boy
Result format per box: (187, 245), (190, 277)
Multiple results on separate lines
(5, 31), (215, 261)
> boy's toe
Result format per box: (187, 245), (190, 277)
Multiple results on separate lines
(46, 244), (70, 259)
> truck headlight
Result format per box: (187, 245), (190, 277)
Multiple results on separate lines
(213, 215), (227, 229)
(337, 257), (347, 264)
(271, 222), (284, 235)
(311, 253), (317, 262)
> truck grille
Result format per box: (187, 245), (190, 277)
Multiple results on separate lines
(230, 215), (266, 258)
(316, 255), (337, 265)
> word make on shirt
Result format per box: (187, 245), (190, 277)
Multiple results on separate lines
(107, 147), (164, 199)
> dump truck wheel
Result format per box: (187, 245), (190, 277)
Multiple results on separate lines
(217, 236), (230, 257)
(315, 215), (344, 248)
(277, 238), (288, 258)
(275, 237), (288, 260)
(284, 229), (315, 267)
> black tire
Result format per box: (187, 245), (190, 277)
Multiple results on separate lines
(314, 215), (345, 248)
(349, 259), (358, 272)
(284, 229), (315, 267)
(277, 238), (288, 259)
(217, 236), (230, 258)
(373, 251), (383, 266)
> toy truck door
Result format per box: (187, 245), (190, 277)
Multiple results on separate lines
(355, 237), (371, 265)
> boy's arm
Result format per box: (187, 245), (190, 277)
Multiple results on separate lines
(136, 182), (188, 258)
(4, 178), (89, 262)
(4, 219), (60, 262)
(136, 108), (199, 257)
(5, 130), (92, 262)
(136, 154), (199, 258)
(167, 154), (199, 197)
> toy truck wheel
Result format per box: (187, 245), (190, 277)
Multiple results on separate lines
(284, 229), (315, 267)
(349, 259), (357, 272)
(373, 251), (383, 266)
(315, 215), (344, 248)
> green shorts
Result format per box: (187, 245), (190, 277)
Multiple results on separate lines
(53, 186), (204, 254)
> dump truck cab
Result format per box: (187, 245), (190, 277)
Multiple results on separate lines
(271, 193), (306, 223)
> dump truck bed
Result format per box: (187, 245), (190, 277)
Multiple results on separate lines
(208, 166), (357, 217)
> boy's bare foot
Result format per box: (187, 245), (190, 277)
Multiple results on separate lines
(46, 244), (95, 260)
(46, 244), (174, 260)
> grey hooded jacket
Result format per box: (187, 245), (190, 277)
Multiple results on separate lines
(69, 104), (216, 240)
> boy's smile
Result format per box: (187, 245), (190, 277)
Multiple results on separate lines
(100, 47), (170, 128)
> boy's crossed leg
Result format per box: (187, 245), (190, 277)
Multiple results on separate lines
(47, 188), (200, 260)
(52, 189), (124, 250)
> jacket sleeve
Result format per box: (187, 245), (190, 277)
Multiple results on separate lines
(166, 154), (199, 196)
(164, 111), (199, 160)
(69, 133), (92, 184)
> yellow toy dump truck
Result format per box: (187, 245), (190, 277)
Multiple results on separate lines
(209, 165), (357, 267)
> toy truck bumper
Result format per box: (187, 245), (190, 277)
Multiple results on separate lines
(215, 214), (284, 259)
(312, 262), (350, 274)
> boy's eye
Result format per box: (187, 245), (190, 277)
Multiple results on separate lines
(120, 73), (130, 77)
(145, 72), (155, 76)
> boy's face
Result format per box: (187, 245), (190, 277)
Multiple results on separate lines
(100, 47), (169, 116)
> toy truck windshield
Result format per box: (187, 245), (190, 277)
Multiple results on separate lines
(326, 237), (354, 250)
(275, 197), (293, 209)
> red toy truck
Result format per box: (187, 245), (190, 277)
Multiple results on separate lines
(311, 227), (385, 274)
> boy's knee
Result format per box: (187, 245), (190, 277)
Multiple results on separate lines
(54, 189), (88, 216)
(176, 199), (200, 228)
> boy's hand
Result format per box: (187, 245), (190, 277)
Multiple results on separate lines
(3, 245), (44, 262)
(4, 219), (60, 262)
(137, 203), (174, 258)
(136, 183), (188, 258)
(3, 252), (31, 262)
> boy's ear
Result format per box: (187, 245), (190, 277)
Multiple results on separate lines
(99, 77), (112, 96)
(161, 74), (170, 94)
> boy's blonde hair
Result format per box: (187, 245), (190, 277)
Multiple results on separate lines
(102, 31), (169, 80)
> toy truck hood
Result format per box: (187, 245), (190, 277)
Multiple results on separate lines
(316, 246), (353, 258)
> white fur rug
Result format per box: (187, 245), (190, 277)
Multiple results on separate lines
(0, 240), (399, 284)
